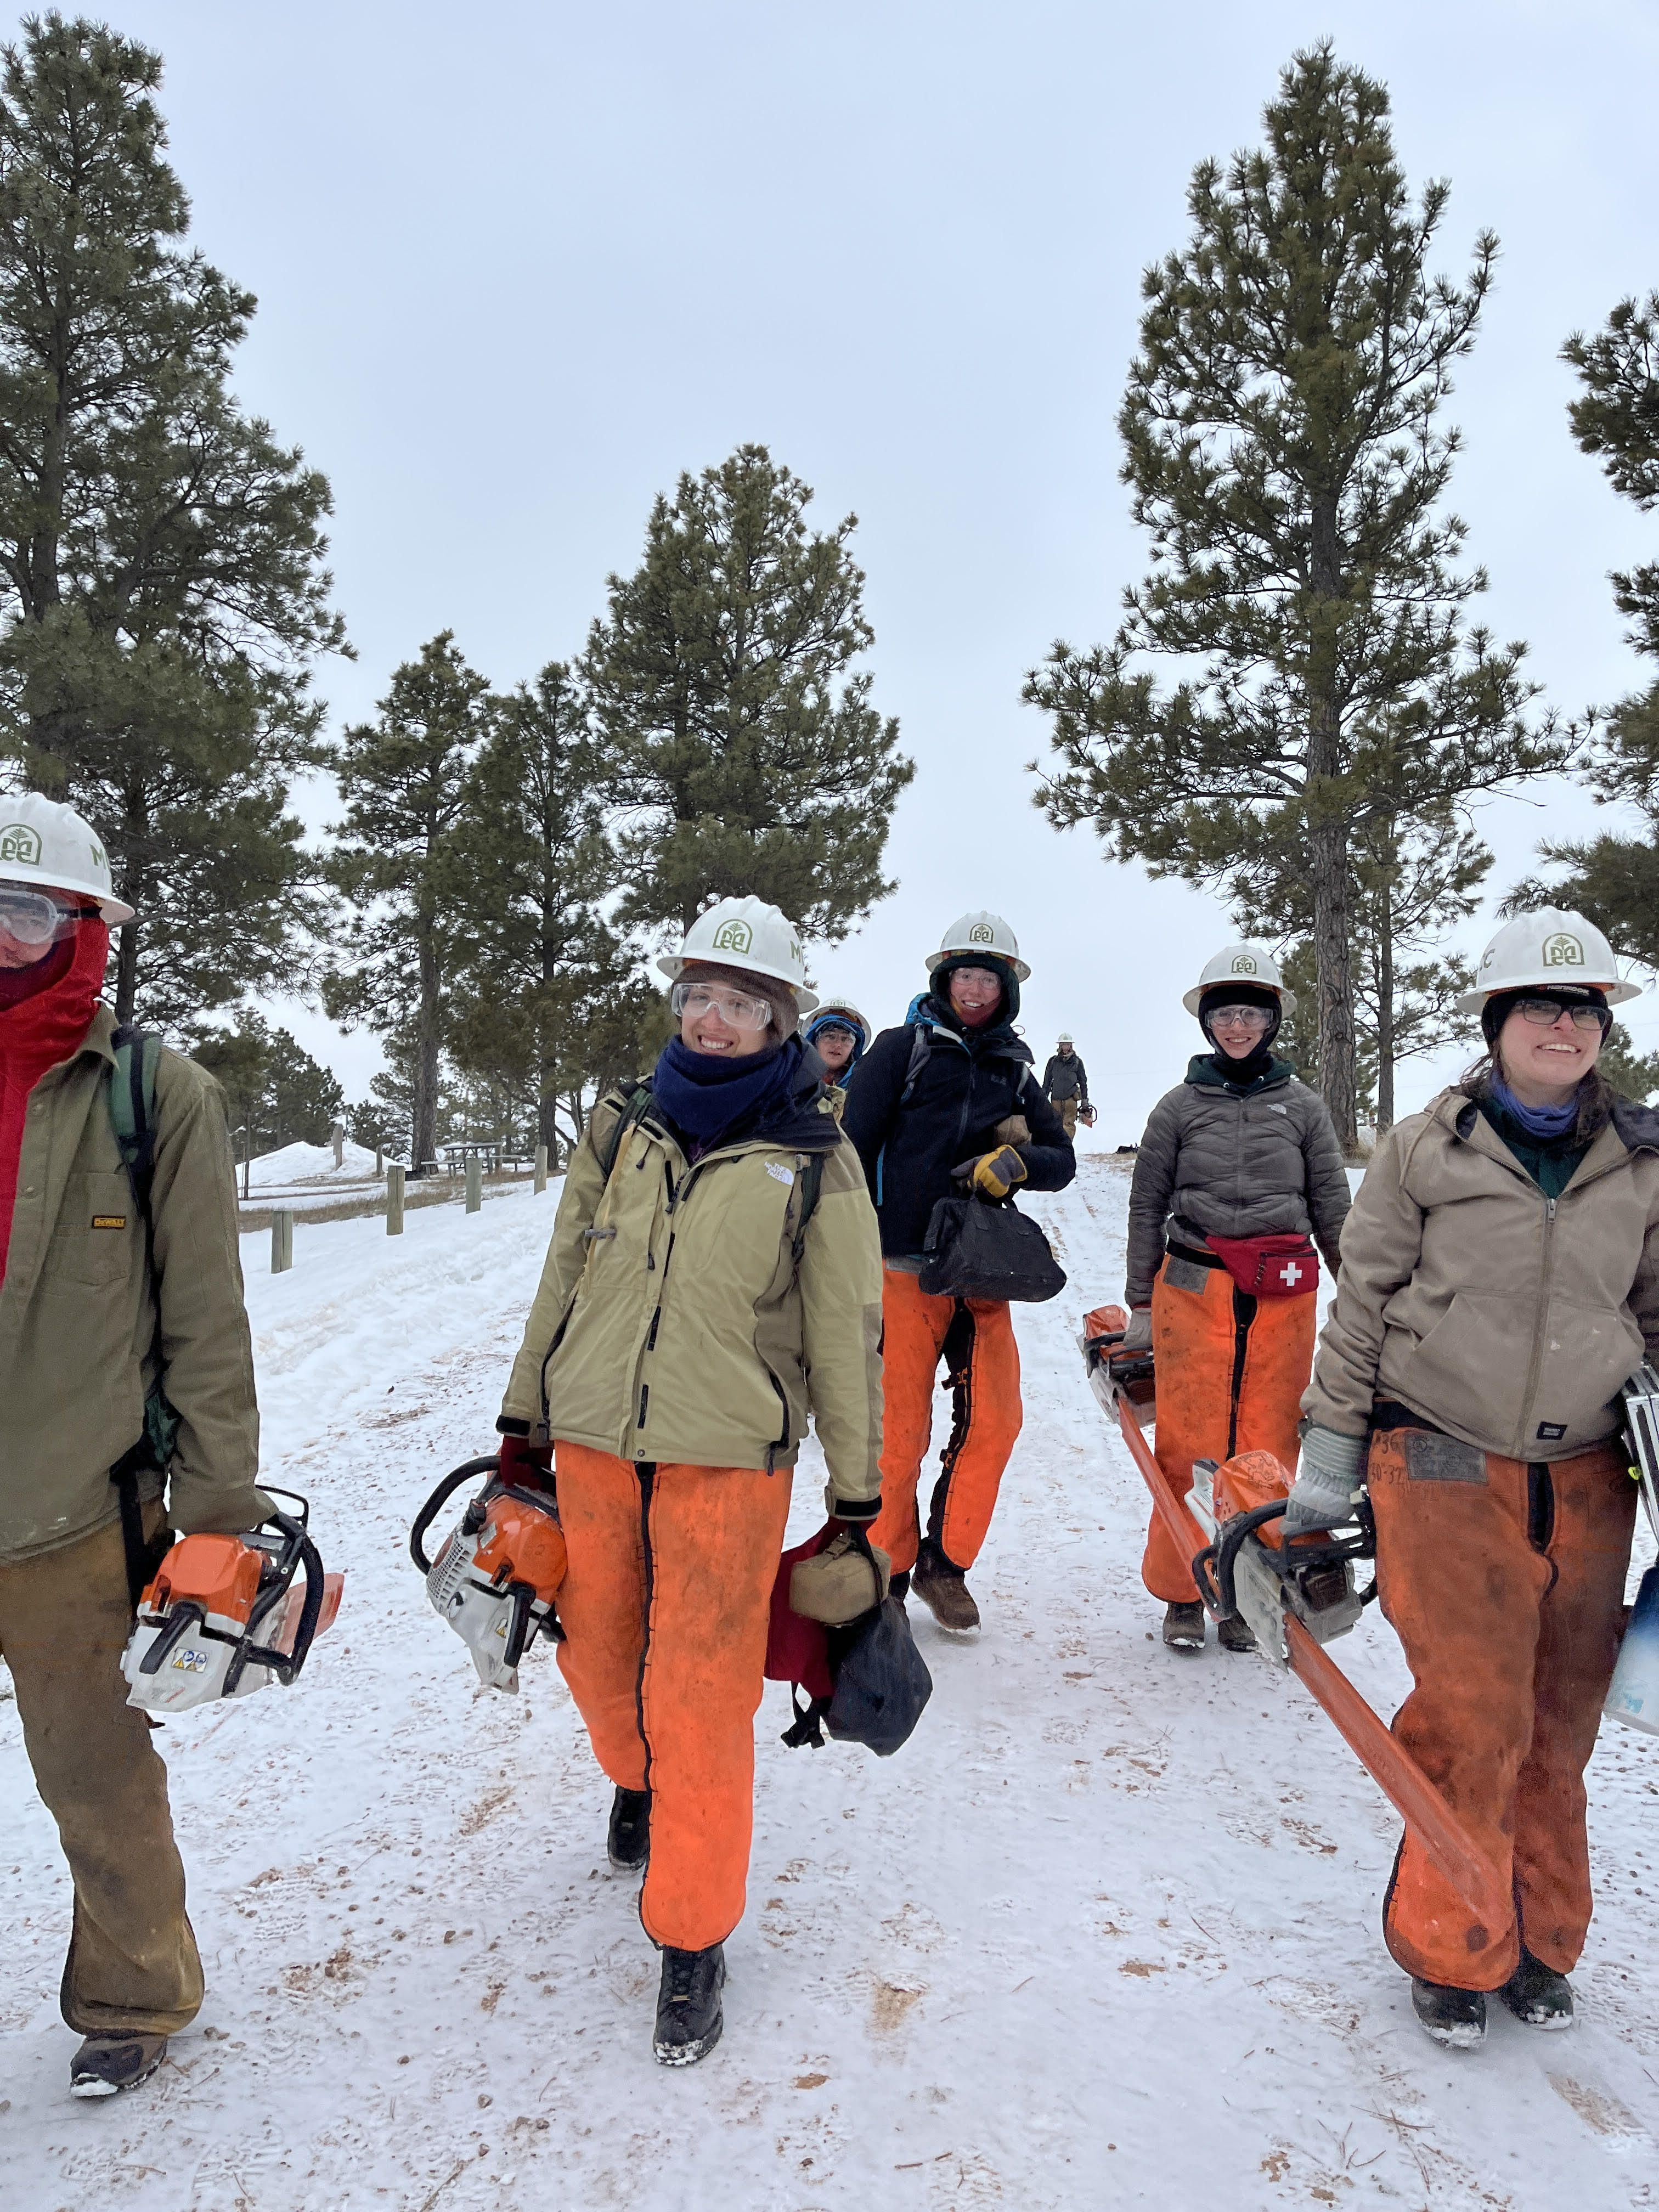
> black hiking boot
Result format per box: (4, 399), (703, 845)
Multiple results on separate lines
(607, 1785), (651, 1872)
(1217, 1612), (1256, 1654)
(1162, 1601), (1205, 1651)
(889, 1569), (910, 1604)
(1499, 1949), (1574, 2031)
(1411, 1978), (1487, 2049)
(653, 1942), (726, 2066)
(69, 2033), (167, 2098)
(911, 1542), (979, 1633)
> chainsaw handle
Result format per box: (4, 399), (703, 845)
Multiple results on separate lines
(272, 1523), (326, 1685)
(409, 1455), (500, 1575)
(137, 1598), (206, 1676)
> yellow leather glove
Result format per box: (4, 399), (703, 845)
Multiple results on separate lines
(970, 1146), (1028, 1201)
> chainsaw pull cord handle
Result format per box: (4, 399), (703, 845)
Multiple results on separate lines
(409, 1455), (500, 1575)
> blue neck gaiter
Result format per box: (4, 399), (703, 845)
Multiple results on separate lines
(1491, 1076), (1579, 1141)
(652, 1034), (799, 1147)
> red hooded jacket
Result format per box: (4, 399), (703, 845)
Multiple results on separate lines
(0, 921), (111, 1281)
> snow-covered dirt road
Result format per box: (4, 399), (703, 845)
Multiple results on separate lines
(4, 1156), (1659, 2210)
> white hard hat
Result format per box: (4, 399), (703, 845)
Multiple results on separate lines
(657, 895), (819, 1014)
(0, 792), (133, 923)
(808, 994), (872, 1049)
(1057, 1032), (1073, 1045)
(1455, 907), (1641, 1013)
(1182, 942), (1297, 1018)
(926, 911), (1031, 982)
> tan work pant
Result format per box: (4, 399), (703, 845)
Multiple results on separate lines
(1057, 1098), (1079, 1141)
(0, 1512), (202, 2036)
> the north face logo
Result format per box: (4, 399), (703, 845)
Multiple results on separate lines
(968, 923), (995, 945)
(1542, 932), (1585, 969)
(710, 918), (753, 955)
(0, 823), (42, 867)
(1231, 953), (1258, 975)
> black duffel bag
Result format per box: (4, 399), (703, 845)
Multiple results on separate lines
(918, 1193), (1067, 1303)
(781, 1593), (934, 1757)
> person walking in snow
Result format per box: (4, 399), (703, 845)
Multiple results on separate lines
(1124, 944), (1349, 1652)
(840, 913), (1075, 1632)
(495, 897), (884, 2066)
(1041, 1034), (1091, 1141)
(803, 995), (872, 1114)
(1290, 910), (1659, 2050)
(0, 796), (269, 2100)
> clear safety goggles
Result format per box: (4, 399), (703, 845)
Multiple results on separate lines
(0, 885), (97, 945)
(948, 966), (1002, 991)
(1207, 1003), (1275, 1032)
(1514, 995), (1610, 1035)
(671, 980), (774, 1031)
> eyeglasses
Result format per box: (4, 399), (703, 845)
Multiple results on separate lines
(0, 887), (96, 945)
(671, 980), (773, 1031)
(949, 967), (1001, 991)
(1514, 996), (1609, 1035)
(1207, 1004), (1274, 1032)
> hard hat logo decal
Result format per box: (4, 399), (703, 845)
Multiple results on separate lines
(1542, 933), (1585, 969)
(968, 923), (994, 945)
(1231, 953), (1257, 975)
(710, 918), (754, 955)
(0, 823), (42, 867)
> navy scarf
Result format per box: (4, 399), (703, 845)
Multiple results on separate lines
(1491, 1076), (1579, 1140)
(652, 1034), (801, 1148)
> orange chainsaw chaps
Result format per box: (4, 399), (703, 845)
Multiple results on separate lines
(1143, 1257), (1314, 1602)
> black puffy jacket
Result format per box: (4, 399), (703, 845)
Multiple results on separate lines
(841, 1002), (1076, 1260)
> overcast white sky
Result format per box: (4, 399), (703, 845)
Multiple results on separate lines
(106, 0), (1659, 1142)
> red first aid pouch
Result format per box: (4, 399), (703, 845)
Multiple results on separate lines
(1204, 1231), (1319, 1299)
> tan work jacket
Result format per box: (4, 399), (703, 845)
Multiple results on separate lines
(501, 1086), (884, 1507)
(1304, 1089), (1659, 1460)
(0, 1008), (266, 1564)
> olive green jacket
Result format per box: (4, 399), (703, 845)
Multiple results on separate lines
(0, 1008), (267, 1565)
(501, 1085), (885, 1506)
(1304, 1088), (1659, 1460)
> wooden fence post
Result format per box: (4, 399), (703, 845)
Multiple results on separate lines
(387, 1164), (405, 1235)
(271, 1209), (294, 1274)
(534, 1144), (548, 1193)
(465, 1156), (482, 1214)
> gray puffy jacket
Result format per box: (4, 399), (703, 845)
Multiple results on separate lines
(1125, 1056), (1352, 1307)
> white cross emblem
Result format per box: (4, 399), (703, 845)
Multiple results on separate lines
(1280, 1261), (1302, 1286)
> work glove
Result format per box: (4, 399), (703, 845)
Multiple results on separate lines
(1122, 1306), (1153, 1354)
(498, 1431), (555, 1488)
(993, 1114), (1031, 1147)
(968, 1146), (1028, 1201)
(1281, 1425), (1366, 1536)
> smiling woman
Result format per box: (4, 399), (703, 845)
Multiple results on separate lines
(1300, 906), (1659, 2050)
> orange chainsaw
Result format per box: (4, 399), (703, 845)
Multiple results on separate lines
(122, 1491), (342, 1716)
(1082, 1305), (1509, 1932)
(410, 1455), (567, 1692)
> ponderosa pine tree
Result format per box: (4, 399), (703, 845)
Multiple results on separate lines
(322, 634), (489, 1173)
(190, 1012), (345, 1155)
(445, 662), (653, 1156)
(1516, 291), (1659, 967)
(1024, 44), (1564, 1150)
(584, 444), (912, 941)
(0, 15), (345, 1026)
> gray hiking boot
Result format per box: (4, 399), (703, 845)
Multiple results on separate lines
(911, 1543), (980, 1633)
(1411, 1978), (1486, 2049)
(70, 2033), (167, 2098)
(1500, 1949), (1573, 2030)
(1162, 1601), (1205, 1651)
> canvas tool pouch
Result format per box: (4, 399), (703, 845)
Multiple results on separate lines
(789, 1526), (891, 1624)
(1204, 1231), (1319, 1300)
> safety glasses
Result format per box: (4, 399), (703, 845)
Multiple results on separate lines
(1514, 996), (1610, 1035)
(1207, 1003), (1275, 1032)
(949, 966), (1001, 991)
(671, 980), (773, 1031)
(0, 886), (96, 945)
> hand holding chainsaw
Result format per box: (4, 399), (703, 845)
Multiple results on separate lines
(1283, 1425), (1367, 1536)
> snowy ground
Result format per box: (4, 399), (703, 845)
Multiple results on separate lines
(242, 1138), (385, 1212)
(4, 1157), (1659, 2210)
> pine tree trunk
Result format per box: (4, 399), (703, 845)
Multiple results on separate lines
(412, 911), (441, 1172)
(114, 917), (139, 1026)
(1376, 867), (1396, 1138)
(1307, 497), (1358, 1157)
